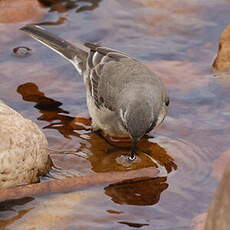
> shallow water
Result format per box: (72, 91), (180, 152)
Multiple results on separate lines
(0, 0), (230, 229)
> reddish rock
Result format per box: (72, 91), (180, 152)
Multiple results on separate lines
(192, 213), (207, 230)
(212, 149), (230, 180)
(205, 159), (230, 230)
(0, 0), (44, 23)
(193, 154), (230, 230)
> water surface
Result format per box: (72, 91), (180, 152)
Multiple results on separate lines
(0, 0), (230, 229)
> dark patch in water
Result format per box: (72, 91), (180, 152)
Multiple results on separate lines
(0, 197), (34, 212)
(39, 0), (102, 13)
(105, 177), (168, 206)
(119, 221), (149, 228)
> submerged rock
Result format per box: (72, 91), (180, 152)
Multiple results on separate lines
(193, 153), (230, 230)
(0, 100), (51, 188)
(204, 157), (230, 230)
(0, 0), (44, 23)
(213, 25), (230, 72)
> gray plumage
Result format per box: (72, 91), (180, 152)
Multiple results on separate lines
(20, 25), (169, 159)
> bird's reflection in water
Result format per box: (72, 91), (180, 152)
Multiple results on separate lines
(17, 82), (176, 205)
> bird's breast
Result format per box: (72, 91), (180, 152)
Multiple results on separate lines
(86, 93), (129, 138)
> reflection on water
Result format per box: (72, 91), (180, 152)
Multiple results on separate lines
(17, 82), (79, 138)
(34, 17), (68, 26)
(0, 197), (33, 212)
(0, 197), (34, 230)
(39, 0), (102, 13)
(119, 221), (149, 228)
(105, 176), (168, 206)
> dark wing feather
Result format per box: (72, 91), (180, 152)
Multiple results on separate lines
(85, 43), (131, 111)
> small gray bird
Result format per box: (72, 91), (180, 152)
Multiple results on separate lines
(20, 25), (169, 160)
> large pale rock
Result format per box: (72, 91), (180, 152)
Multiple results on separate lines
(205, 158), (230, 230)
(212, 149), (230, 180)
(213, 25), (230, 72)
(193, 150), (230, 230)
(0, 100), (50, 188)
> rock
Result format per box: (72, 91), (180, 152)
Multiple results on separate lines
(213, 25), (230, 72)
(2, 189), (99, 230)
(212, 149), (230, 180)
(193, 156), (230, 230)
(0, 100), (51, 188)
(192, 213), (207, 230)
(0, 0), (44, 23)
(204, 159), (230, 230)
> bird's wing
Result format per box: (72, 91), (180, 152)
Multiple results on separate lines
(85, 43), (169, 113)
(84, 43), (134, 111)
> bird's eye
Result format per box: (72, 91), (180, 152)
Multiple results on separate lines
(165, 98), (170, 106)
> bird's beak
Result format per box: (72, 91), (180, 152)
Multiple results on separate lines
(129, 138), (138, 160)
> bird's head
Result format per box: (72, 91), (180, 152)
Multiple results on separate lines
(119, 99), (158, 160)
(118, 85), (169, 160)
(120, 105), (156, 159)
(120, 102), (156, 138)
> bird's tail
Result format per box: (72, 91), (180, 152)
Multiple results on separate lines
(20, 25), (88, 74)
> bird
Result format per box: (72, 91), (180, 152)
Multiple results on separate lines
(20, 25), (169, 160)
(0, 100), (51, 188)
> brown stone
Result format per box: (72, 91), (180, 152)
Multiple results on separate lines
(0, 167), (159, 202)
(0, 100), (50, 188)
(212, 149), (230, 180)
(192, 213), (207, 230)
(213, 25), (230, 72)
(204, 160), (230, 230)
(193, 158), (230, 230)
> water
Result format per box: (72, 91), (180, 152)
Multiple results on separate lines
(0, 0), (230, 229)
